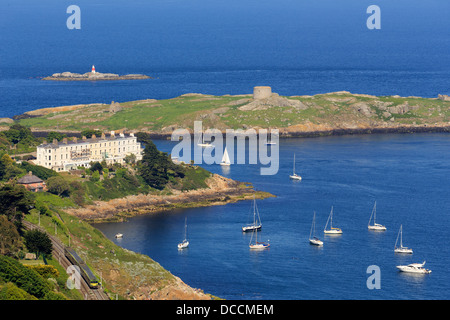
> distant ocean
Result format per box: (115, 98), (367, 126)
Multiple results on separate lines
(0, 0), (449, 118)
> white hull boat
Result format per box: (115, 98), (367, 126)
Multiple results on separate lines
(397, 261), (431, 274)
(115, 233), (123, 239)
(220, 148), (231, 166)
(289, 153), (302, 180)
(368, 201), (386, 231)
(242, 196), (263, 233)
(324, 206), (342, 234)
(394, 224), (413, 254)
(178, 217), (189, 250)
(309, 211), (323, 246)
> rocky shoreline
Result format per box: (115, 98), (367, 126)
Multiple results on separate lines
(42, 71), (150, 81)
(68, 174), (274, 222)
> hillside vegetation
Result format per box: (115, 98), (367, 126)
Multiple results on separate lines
(14, 92), (450, 135)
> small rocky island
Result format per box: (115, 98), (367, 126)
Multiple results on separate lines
(42, 65), (150, 81)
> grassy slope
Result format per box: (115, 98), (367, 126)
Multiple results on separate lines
(25, 193), (175, 300)
(17, 92), (450, 133)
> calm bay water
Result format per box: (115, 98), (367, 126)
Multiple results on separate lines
(94, 134), (450, 300)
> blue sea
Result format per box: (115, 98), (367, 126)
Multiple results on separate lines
(96, 134), (450, 300)
(1, 0), (450, 300)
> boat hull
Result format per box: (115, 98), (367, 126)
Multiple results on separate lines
(368, 225), (386, 231)
(289, 175), (302, 180)
(324, 228), (342, 234)
(396, 266), (431, 274)
(242, 225), (262, 232)
(178, 241), (189, 250)
(309, 238), (323, 246)
(249, 243), (270, 250)
(394, 247), (413, 254)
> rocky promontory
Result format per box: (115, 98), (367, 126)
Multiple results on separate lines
(42, 71), (150, 81)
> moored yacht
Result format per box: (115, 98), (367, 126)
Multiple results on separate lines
(396, 261), (431, 274)
(324, 206), (342, 234)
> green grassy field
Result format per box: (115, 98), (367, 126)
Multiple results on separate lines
(17, 92), (450, 134)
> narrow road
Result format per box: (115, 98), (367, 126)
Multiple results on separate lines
(23, 220), (109, 300)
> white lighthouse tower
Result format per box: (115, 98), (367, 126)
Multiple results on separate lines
(91, 65), (96, 74)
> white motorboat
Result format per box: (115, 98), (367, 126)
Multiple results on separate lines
(220, 148), (231, 166)
(289, 153), (302, 180)
(178, 217), (189, 250)
(309, 211), (323, 246)
(242, 196), (262, 232)
(324, 206), (342, 234)
(394, 224), (413, 254)
(197, 135), (213, 148)
(396, 261), (431, 274)
(368, 201), (386, 231)
(115, 233), (123, 239)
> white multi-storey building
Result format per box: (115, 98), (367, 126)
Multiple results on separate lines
(36, 132), (143, 171)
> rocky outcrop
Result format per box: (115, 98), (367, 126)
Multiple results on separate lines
(438, 94), (450, 101)
(239, 93), (308, 111)
(109, 101), (123, 113)
(42, 71), (150, 81)
(66, 174), (272, 221)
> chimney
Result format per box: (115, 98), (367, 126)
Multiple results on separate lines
(82, 136), (87, 140)
(101, 133), (106, 139)
(92, 134), (96, 139)
(73, 137), (78, 143)
(53, 139), (58, 145)
(110, 131), (115, 137)
(62, 138), (68, 144)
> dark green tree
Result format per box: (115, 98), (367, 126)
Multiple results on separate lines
(23, 229), (53, 259)
(46, 131), (67, 142)
(0, 184), (35, 222)
(138, 141), (185, 190)
(46, 176), (70, 196)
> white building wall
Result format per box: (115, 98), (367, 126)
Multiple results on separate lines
(36, 134), (143, 171)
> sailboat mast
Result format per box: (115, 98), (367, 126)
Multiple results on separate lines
(293, 153), (296, 175)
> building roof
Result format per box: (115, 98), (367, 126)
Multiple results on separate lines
(38, 132), (136, 149)
(17, 171), (44, 184)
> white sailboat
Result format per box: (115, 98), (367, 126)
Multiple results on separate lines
(367, 201), (386, 231)
(324, 206), (342, 234)
(242, 196), (262, 232)
(265, 131), (276, 145)
(289, 153), (302, 180)
(309, 211), (323, 246)
(249, 225), (270, 250)
(197, 134), (213, 148)
(220, 148), (231, 166)
(394, 224), (413, 254)
(397, 261), (431, 274)
(177, 217), (189, 250)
